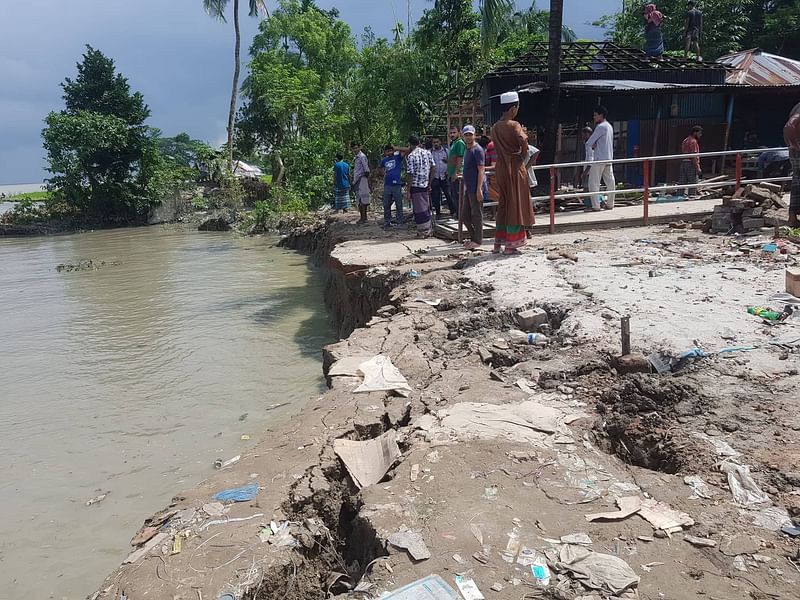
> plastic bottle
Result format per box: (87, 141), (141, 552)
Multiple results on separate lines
(747, 307), (783, 321)
(508, 329), (549, 345)
(501, 527), (521, 563)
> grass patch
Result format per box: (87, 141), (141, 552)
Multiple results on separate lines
(260, 174), (273, 184)
(8, 191), (51, 202)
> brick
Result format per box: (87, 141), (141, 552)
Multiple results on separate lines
(742, 218), (765, 230)
(722, 198), (744, 208)
(742, 207), (763, 218)
(616, 353), (651, 374)
(517, 308), (548, 331)
(746, 185), (773, 202)
(788, 268), (800, 298)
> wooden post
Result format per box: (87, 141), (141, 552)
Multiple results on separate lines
(735, 153), (743, 191)
(621, 316), (631, 356)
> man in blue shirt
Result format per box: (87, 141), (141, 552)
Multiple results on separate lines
(378, 144), (405, 228)
(333, 153), (350, 212)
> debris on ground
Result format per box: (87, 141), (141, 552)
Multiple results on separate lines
(214, 455), (241, 470)
(212, 482), (259, 503)
(333, 430), (402, 488)
(85, 492), (110, 507)
(354, 355), (413, 397)
(388, 529), (431, 560)
(719, 461), (771, 507)
(453, 575), (484, 600)
(381, 575), (460, 599)
(553, 544), (640, 596)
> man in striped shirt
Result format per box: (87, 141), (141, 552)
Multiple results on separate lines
(406, 135), (436, 237)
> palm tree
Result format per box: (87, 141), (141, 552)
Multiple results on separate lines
(203, 0), (268, 172)
(479, 0), (514, 53)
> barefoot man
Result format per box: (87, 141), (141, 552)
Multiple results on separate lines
(492, 91), (534, 255)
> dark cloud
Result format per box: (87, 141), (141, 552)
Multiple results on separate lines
(1, 0), (613, 184)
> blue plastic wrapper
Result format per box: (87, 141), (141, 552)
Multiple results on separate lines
(213, 482), (259, 503)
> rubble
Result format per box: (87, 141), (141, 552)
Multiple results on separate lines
(709, 185), (787, 234)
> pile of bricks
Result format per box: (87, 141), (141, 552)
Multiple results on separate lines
(710, 183), (788, 234)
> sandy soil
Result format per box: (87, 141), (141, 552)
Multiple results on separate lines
(91, 216), (800, 600)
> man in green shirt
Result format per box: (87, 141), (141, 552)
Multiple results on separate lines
(447, 125), (466, 216)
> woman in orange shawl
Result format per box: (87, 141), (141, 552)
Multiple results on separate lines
(492, 91), (535, 254)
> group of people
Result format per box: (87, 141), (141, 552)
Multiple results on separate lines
(644, 1), (703, 60)
(332, 93), (630, 253)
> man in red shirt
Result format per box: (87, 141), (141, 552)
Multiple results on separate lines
(784, 103), (800, 227)
(679, 125), (702, 198)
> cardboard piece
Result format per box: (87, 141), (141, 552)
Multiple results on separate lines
(637, 499), (694, 534)
(123, 532), (169, 564)
(333, 430), (402, 489)
(585, 496), (642, 522)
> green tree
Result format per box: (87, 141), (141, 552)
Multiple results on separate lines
(746, 1), (800, 58)
(156, 132), (213, 169)
(203, 0), (268, 171)
(42, 46), (173, 224)
(595, 0), (754, 60)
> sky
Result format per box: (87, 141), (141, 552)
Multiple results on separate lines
(1, 0), (620, 184)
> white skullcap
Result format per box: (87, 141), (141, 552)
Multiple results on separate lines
(500, 91), (519, 104)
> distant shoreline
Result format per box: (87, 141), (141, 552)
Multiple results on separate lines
(0, 183), (46, 196)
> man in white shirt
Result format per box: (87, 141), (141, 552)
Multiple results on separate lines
(585, 106), (616, 211)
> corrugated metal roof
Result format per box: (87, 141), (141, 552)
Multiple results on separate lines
(515, 80), (726, 95)
(718, 49), (800, 86)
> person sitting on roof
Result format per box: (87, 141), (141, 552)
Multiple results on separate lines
(643, 3), (665, 58)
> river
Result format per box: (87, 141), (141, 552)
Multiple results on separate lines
(0, 226), (334, 599)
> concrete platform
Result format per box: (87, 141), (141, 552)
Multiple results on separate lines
(530, 198), (719, 233)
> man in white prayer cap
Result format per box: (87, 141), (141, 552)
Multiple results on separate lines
(491, 91), (535, 254)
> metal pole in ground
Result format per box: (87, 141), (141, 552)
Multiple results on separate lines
(735, 153), (742, 192)
(643, 160), (650, 226)
(549, 166), (556, 234)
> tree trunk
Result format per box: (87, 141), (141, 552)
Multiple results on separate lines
(542, 0), (563, 180)
(227, 0), (241, 173)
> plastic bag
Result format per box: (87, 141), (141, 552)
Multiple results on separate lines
(719, 462), (770, 507)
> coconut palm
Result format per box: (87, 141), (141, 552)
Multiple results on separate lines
(203, 0), (268, 171)
(479, 0), (514, 52)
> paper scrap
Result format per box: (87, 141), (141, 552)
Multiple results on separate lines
(561, 533), (593, 545)
(333, 430), (402, 489)
(454, 576), (484, 600)
(410, 464), (420, 482)
(684, 535), (717, 548)
(470, 523), (483, 545)
(637, 498), (694, 534)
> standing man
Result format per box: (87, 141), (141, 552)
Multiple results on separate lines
(685, 1), (703, 61)
(351, 141), (370, 224)
(406, 135), (436, 237)
(447, 126), (466, 217)
(784, 102), (800, 227)
(461, 125), (487, 250)
(378, 145), (404, 229)
(492, 91), (535, 255)
(333, 152), (350, 213)
(586, 106), (616, 212)
(430, 136), (451, 219)
(678, 126), (703, 198)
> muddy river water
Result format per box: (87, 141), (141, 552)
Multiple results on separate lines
(0, 226), (333, 599)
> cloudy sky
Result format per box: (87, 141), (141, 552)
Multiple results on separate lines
(1, 0), (619, 184)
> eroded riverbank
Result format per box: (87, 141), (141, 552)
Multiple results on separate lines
(93, 215), (800, 600)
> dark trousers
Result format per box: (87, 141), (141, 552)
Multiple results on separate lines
(462, 191), (483, 244)
(431, 178), (451, 216)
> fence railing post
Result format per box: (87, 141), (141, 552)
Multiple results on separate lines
(643, 160), (650, 226)
(549, 166), (556, 234)
(735, 153), (742, 192)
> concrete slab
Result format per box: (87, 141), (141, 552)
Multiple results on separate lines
(530, 198), (719, 234)
(330, 238), (451, 270)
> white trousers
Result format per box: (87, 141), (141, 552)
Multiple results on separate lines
(588, 162), (615, 210)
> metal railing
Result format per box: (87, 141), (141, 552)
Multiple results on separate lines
(461, 147), (791, 236)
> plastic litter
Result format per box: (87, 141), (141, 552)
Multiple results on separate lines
(354, 355), (413, 397)
(717, 346), (756, 354)
(691, 432), (741, 458)
(719, 462), (770, 507)
(585, 496), (641, 522)
(199, 512), (264, 532)
(203, 502), (226, 517)
(781, 524), (800, 537)
(752, 507), (792, 531)
(454, 575), (484, 600)
(214, 455), (241, 470)
(388, 529), (431, 561)
(413, 297), (442, 306)
(501, 527), (522, 563)
(684, 475), (714, 499)
(560, 533), (593, 545)
(213, 482), (259, 503)
(85, 492), (109, 507)
(530, 553), (552, 587)
(409, 269), (420, 278)
(381, 575), (460, 600)
(555, 545), (639, 595)
(732, 555), (748, 572)
(637, 498), (694, 534)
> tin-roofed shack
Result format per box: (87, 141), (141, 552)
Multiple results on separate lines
(438, 42), (800, 188)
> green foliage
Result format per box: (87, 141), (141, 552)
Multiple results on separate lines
(592, 0), (800, 60)
(6, 198), (51, 224)
(42, 46), (186, 225)
(8, 191), (51, 202)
